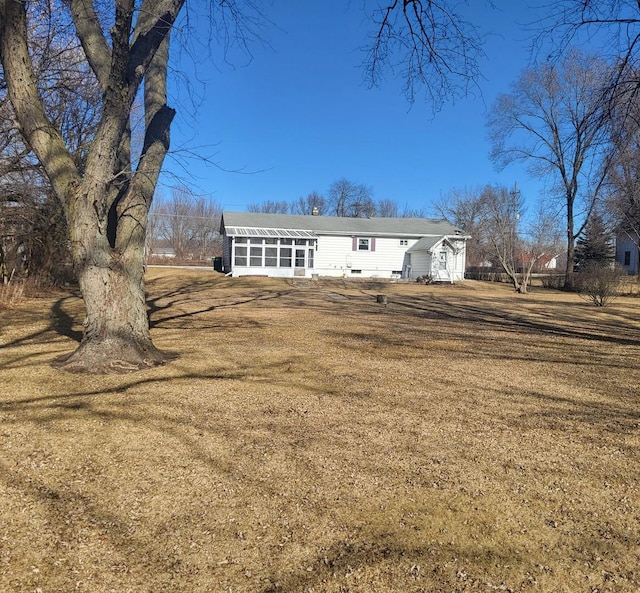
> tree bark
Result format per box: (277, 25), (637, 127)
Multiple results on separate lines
(0, 0), (183, 372)
(52, 186), (169, 373)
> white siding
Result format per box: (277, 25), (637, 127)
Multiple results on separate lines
(408, 239), (467, 281)
(616, 236), (639, 274)
(315, 235), (419, 278)
(409, 251), (432, 279)
(225, 230), (468, 280)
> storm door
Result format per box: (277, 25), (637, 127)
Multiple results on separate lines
(294, 244), (306, 276)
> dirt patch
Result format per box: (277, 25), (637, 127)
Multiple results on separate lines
(1, 269), (639, 592)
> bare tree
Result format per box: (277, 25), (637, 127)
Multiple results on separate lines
(542, 1), (640, 75)
(541, 2), (640, 275)
(0, 0), (272, 371)
(247, 200), (290, 214)
(435, 186), (491, 268)
(437, 184), (562, 291)
(377, 198), (399, 217)
(157, 188), (196, 259)
(191, 196), (222, 260)
(482, 184), (562, 293)
(328, 178), (376, 217)
(290, 192), (327, 215)
(0, 0), (187, 370)
(481, 185), (527, 292)
(364, 0), (488, 110)
(603, 85), (640, 265)
(0, 5), (100, 285)
(488, 50), (614, 289)
(149, 189), (221, 261)
(400, 204), (427, 218)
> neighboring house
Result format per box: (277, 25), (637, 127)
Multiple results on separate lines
(519, 252), (559, 272)
(616, 232), (640, 274)
(151, 247), (177, 258)
(538, 254), (559, 270)
(220, 211), (469, 281)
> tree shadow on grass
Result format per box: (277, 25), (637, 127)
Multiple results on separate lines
(390, 293), (640, 349)
(51, 295), (83, 343)
(1, 347), (638, 592)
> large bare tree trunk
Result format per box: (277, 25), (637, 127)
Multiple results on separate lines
(55, 197), (166, 372)
(0, 0), (183, 372)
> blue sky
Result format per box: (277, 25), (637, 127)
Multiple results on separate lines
(161, 1), (551, 215)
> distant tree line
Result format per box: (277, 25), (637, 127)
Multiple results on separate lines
(247, 178), (427, 218)
(146, 187), (223, 263)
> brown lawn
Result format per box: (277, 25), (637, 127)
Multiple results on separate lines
(1, 268), (639, 593)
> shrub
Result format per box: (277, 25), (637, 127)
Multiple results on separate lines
(574, 262), (625, 306)
(541, 273), (565, 289)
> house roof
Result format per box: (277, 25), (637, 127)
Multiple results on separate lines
(221, 211), (466, 238)
(407, 236), (443, 252)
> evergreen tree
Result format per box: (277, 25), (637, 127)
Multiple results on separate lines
(574, 212), (614, 270)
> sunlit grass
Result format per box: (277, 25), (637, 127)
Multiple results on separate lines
(1, 269), (639, 592)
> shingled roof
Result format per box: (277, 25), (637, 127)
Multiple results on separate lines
(221, 211), (466, 237)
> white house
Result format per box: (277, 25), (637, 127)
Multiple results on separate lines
(220, 212), (470, 281)
(616, 232), (640, 274)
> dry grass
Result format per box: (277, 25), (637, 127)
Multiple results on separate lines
(1, 268), (639, 593)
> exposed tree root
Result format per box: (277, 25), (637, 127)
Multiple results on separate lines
(51, 336), (176, 374)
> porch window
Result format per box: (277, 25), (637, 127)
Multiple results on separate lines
(234, 246), (247, 266)
(265, 247), (278, 267)
(295, 249), (305, 267)
(250, 246), (262, 266)
(280, 247), (292, 267)
(308, 249), (314, 269)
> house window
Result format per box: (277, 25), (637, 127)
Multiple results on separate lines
(234, 246), (247, 266)
(625, 250), (631, 266)
(358, 238), (370, 251)
(351, 269), (362, 274)
(250, 246), (262, 266)
(400, 240), (408, 246)
(265, 247), (278, 267)
(280, 247), (292, 267)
